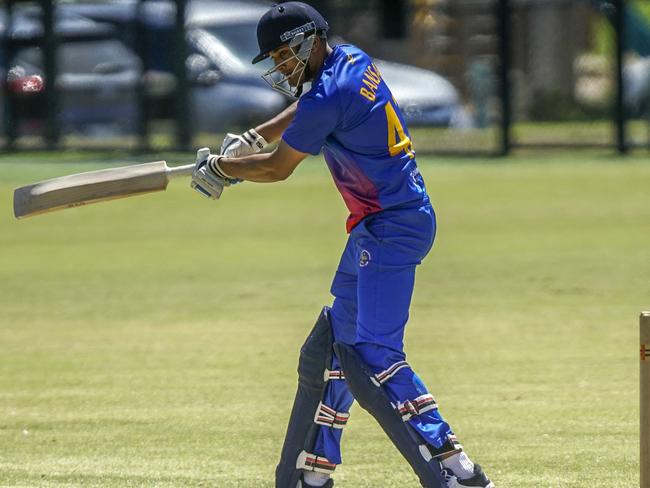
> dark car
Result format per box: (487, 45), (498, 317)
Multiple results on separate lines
(13, 38), (141, 134)
(64, 0), (288, 133)
(1, 7), (142, 135)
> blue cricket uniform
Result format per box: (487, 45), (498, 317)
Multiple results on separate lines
(283, 45), (454, 466)
(284, 45), (428, 233)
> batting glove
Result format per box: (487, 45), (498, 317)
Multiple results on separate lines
(220, 128), (268, 158)
(191, 147), (226, 200)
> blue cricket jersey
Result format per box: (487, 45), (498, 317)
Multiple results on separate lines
(282, 44), (430, 232)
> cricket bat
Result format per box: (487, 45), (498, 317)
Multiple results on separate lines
(13, 161), (195, 219)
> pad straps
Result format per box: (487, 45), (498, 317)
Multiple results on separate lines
(396, 393), (438, 422)
(324, 369), (345, 381)
(333, 342), (450, 488)
(372, 360), (409, 386)
(296, 450), (337, 475)
(314, 401), (350, 429)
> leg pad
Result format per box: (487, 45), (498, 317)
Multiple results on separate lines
(275, 308), (337, 488)
(333, 342), (447, 488)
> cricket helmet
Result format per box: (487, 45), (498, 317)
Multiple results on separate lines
(252, 2), (329, 97)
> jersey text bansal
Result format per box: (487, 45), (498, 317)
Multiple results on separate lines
(359, 63), (382, 102)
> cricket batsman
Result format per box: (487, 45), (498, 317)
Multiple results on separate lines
(190, 3), (494, 487)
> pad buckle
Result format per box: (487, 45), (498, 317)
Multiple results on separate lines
(314, 401), (350, 429)
(395, 393), (438, 421)
(296, 450), (337, 474)
(323, 369), (345, 381)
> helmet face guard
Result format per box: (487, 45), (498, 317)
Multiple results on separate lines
(261, 31), (317, 98)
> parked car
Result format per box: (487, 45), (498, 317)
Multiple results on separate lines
(374, 59), (460, 126)
(65, 0), (289, 133)
(188, 2), (462, 127)
(13, 38), (142, 134)
(63, 0), (462, 130)
(624, 56), (650, 119)
(185, 1), (290, 132)
(4, 0), (462, 137)
(1, 7), (141, 135)
(186, 1), (461, 128)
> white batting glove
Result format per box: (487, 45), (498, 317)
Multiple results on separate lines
(220, 128), (268, 158)
(190, 147), (226, 200)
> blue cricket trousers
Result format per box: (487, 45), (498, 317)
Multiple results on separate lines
(313, 204), (455, 465)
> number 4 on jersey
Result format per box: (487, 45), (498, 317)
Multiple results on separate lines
(385, 101), (414, 159)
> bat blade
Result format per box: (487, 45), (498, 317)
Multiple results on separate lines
(14, 161), (178, 219)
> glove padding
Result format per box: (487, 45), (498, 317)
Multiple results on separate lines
(190, 147), (226, 200)
(220, 128), (268, 158)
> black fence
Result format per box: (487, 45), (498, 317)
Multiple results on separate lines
(0, 0), (646, 155)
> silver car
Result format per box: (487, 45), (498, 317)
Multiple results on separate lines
(184, 0), (288, 132)
(184, 0), (460, 128)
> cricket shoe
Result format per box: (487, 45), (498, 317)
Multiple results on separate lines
(441, 464), (494, 488)
(299, 478), (334, 488)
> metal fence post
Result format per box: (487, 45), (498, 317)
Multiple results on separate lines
(3, 0), (16, 150)
(174, 0), (190, 151)
(41, 0), (59, 149)
(135, 0), (149, 151)
(497, 0), (511, 156)
(614, 0), (627, 154)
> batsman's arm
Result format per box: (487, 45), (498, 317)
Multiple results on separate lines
(253, 101), (298, 143)
(219, 139), (307, 183)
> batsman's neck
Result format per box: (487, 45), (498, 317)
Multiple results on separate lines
(309, 40), (333, 76)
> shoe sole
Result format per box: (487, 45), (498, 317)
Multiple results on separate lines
(454, 482), (495, 488)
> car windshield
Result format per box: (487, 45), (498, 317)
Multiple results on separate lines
(203, 22), (273, 73)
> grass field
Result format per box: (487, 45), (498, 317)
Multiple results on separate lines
(0, 151), (649, 487)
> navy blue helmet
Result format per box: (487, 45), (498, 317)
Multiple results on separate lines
(252, 2), (329, 65)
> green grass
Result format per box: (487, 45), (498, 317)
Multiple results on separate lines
(0, 151), (649, 487)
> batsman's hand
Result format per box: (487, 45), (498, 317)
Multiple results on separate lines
(190, 147), (227, 200)
(220, 128), (268, 158)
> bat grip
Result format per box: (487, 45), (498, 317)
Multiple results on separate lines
(166, 163), (196, 179)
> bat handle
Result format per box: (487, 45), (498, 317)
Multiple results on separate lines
(166, 163), (196, 179)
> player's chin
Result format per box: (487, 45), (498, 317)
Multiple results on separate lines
(287, 73), (303, 87)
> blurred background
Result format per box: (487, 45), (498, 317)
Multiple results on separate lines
(0, 0), (648, 155)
